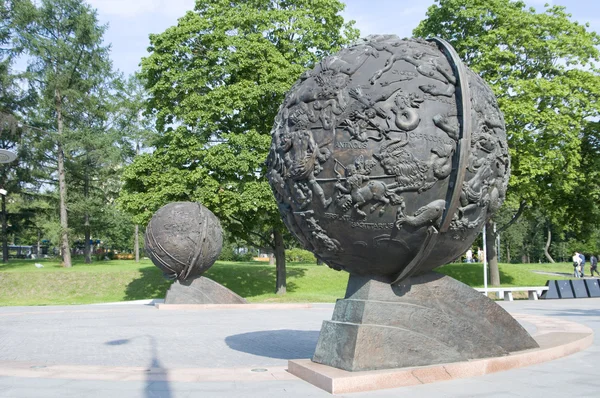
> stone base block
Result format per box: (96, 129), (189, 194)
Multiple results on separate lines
(164, 276), (247, 304)
(312, 272), (539, 372)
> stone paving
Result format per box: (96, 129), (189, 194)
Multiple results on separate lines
(0, 299), (598, 397)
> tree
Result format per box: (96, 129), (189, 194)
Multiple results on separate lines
(0, 0), (40, 262)
(114, 74), (157, 262)
(0, 114), (20, 261)
(414, 0), (600, 284)
(1, 0), (22, 113)
(64, 73), (127, 263)
(13, 0), (113, 266)
(122, 0), (358, 294)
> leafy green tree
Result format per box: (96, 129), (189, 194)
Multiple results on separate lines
(414, 0), (600, 284)
(122, 0), (358, 293)
(114, 74), (157, 262)
(13, 0), (113, 266)
(7, 191), (54, 255)
(64, 75), (127, 263)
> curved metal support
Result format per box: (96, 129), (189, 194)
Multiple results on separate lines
(391, 38), (472, 284)
(428, 38), (472, 233)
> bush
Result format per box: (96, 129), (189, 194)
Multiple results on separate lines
(286, 248), (315, 263)
(218, 248), (254, 262)
(233, 252), (254, 262)
(218, 245), (236, 261)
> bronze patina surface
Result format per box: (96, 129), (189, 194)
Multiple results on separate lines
(145, 202), (223, 281)
(267, 35), (509, 282)
(268, 36), (537, 372)
(145, 202), (246, 304)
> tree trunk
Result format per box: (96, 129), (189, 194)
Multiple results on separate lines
(56, 89), (71, 267)
(1, 194), (7, 263)
(84, 223), (91, 263)
(486, 221), (500, 286)
(506, 242), (511, 264)
(269, 252), (275, 265)
(134, 224), (140, 262)
(543, 227), (555, 263)
(83, 169), (91, 264)
(274, 229), (286, 295)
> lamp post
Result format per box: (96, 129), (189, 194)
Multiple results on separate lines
(0, 149), (17, 262)
(0, 149), (17, 164)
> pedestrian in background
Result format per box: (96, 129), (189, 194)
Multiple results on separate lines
(579, 252), (586, 277)
(573, 252), (582, 278)
(590, 255), (599, 277)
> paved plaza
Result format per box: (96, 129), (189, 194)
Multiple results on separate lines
(0, 298), (599, 397)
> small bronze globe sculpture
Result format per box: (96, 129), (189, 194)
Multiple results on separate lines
(267, 35), (509, 283)
(145, 202), (223, 281)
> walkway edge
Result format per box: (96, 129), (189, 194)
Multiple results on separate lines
(155, 303), (312, 310)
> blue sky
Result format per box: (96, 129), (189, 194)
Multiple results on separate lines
(85, 0), (600, 76)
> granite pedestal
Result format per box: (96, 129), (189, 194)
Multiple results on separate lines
(312, 272), (539, 371)
(164, 276), (247, 305)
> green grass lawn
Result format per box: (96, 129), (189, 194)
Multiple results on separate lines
(0, 259), (172, 306)
(0, 258), (577, 306)
(436, 261), (573, 287)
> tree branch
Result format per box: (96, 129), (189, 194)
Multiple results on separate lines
(496, 200), (528, 235)
(229, 214), (273, 249)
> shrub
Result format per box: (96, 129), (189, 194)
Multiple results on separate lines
(218, 245), (236, 261)
(233, 252), (254, 262)
(286, 248), (315, 263)
(218, 248), (254, 262)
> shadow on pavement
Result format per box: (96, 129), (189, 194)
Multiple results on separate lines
(105, 336), (171, 398)
(225, 329), (320, 359)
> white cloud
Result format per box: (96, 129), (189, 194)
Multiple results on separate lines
(342, 1), (428, 39)
(86, 0), (195, 19)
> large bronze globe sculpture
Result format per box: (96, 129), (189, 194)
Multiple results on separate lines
(267, 36), (509, 283)
(268, 36), (537, 373)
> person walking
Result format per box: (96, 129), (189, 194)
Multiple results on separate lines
(573, 252), (582, 278)
(579, 252), (586, 277)
(590, 255), (599, 277)
(466, 249), (473, 263)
